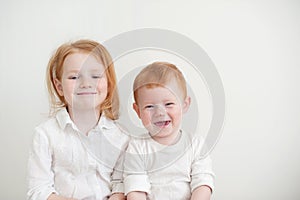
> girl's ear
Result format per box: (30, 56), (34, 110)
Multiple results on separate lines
(54, 78), (64, 96)
(182, 96), (191, 114)
(133, 103), (141, 119)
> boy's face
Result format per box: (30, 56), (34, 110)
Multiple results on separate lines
(54, 52), (108, 113)
(133, 82), (190, 145)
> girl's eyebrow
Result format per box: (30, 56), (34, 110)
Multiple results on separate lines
(90, 69), (103, 73)
(65, 69), (80, 73)
(66, 69), (102, 73)
(64, 66), (104, 74)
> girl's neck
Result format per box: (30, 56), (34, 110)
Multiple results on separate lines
(68, 107), (101, 135)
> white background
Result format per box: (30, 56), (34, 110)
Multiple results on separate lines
(1, 0), (300, 199)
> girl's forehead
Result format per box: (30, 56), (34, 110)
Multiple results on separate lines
(63, 52), (105, 71)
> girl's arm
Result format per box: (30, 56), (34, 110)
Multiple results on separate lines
(127, 191), (147, 200)
(191, 185), (212, 200)
(27, 129), (57, 200)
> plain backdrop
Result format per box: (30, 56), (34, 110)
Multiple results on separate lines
(1, 0), (300, 199)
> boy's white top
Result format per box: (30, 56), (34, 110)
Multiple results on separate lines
(124, 131), (215, 200)
(27, 108), (129, 200)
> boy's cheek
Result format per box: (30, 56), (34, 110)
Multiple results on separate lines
(144, 123), (155, 133)
(140, 115), (152, 127)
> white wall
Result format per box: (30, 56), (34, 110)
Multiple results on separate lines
(1, 0), (300, 199)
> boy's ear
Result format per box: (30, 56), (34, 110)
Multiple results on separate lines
(54, 78), (64, 96)
(182, 96), (191, 114)
(133, 103), (141, 119)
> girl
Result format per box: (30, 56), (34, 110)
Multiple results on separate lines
(27, 40), (128, 200)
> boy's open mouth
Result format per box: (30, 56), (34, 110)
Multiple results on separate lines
(154, 120), (171, 127)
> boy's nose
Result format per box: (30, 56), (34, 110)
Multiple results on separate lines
(154, 105), (166, 116)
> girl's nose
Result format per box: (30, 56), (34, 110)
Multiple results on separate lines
(79, 77), (92, 88)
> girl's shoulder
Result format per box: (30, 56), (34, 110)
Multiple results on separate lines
(35, 116), (59, 132)
(99, 116), (130, 145)
(33, 108), (70, 138)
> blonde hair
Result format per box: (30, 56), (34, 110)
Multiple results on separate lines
(133, 62), (187, 103)
(46, 39), (119, 119)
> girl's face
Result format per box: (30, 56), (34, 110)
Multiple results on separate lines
(54, 52), (108, 113)
(133, 82), (190, 145)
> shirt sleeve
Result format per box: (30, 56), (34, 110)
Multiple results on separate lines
(123, 139), (151, 195)
(109, 128), (130, 194)
(27, 128), (57, 200)
(190, 138), (215, 193)
(111, 146), (126, 194)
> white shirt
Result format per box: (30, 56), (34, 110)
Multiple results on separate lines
(124, 131), (215, 200)
(27, 108), (129, 200)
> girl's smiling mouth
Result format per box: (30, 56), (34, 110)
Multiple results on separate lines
(76, 92), (97, 95)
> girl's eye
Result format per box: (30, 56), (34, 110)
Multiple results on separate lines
(92, 75), (102, 79)
(68, 76), (79, 80)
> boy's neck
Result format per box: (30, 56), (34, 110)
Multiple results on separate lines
(152, 130), (182, 146)
(68, 108), (101, 135)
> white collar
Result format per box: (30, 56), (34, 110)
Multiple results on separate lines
(55, 108), (115, 131)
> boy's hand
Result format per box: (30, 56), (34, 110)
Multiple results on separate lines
(108, 193), (126, 200)
(47, 193), (78, 200)
(127, 191), (147, 200)
(191, 185), (212, 200)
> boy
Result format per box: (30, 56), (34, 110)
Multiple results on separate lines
(124, 62), (214, 200)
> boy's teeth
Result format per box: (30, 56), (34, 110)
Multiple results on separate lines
(155, 121), (170, 126)
(155, 122), (165, 126)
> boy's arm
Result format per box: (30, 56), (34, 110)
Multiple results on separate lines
(110, 148), (126, 195)
(123, 139), (150, 199)
(109, 152), (126, 200)
(110, 129), (130, 198)
(47, 193), (78, 200)
(190, 137), (215, 199)
(190, 185), (212, 200)
(127, 191), (147, 200)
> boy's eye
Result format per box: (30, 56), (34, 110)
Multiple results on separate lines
(165, 102), (174, 107)
(145, 105), (154, 109)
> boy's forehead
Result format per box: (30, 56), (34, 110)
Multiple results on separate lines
(137, 81), (184, 99)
